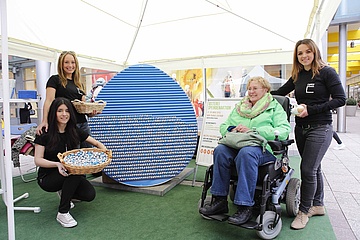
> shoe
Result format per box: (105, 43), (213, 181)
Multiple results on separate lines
(228, 206), (253, 225)
(199, 197), (228, 215)
(291, 211), (309, 229)
(56, 212), (77, 228)
(57, 190), (75, 209)
(333, 143), (346, 150)
(308, 206), (325, 217)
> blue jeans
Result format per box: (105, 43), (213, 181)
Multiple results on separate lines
(210, 144), (276, 206)
(77, 122), (92, 148)
(294, 124), (332, 213)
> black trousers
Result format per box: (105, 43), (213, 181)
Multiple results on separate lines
(332, 131), (342, 144)
(19, 108), (31, 123)
(37, 170), (96, 213)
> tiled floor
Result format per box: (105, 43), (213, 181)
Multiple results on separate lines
(322, 112), (360, 240)
(9, 110), (360, 240)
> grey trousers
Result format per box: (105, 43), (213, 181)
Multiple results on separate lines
(294, 124), (332, 213)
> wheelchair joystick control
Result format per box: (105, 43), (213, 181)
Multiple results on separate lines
(274, 130), (280, 141)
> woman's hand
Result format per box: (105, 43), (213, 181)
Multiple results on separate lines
(57, 163), (69, 177)
(234, 124), (250, 133)
(87, 109), (102, 117)
(297, 104), (308, 118)
(36, 122), (48, 135)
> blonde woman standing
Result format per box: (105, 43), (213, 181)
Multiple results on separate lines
(36, 51), (99, 147)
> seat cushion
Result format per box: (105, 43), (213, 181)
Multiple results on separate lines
(20, 142), (34, 155)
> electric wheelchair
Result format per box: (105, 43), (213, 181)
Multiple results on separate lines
(198, 95), (301, 239)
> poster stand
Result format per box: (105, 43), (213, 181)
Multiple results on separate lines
(192, 98), (241, 186)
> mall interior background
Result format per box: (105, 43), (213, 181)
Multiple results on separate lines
(0, 1), (359, 122)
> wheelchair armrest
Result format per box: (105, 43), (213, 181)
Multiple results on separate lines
(268, 140), (283, 151)
(282, 139), (295, 146)
(268, 139), (294, 152)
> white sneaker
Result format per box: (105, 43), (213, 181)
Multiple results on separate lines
(333, 143), (346, 150)
(56, 212), (77, 228)
(57, 190), (75, 209)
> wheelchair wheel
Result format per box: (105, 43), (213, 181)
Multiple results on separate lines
(256, 211), (282, 240)
(286, 178), (301, 217)
(198, 196), (212, 220)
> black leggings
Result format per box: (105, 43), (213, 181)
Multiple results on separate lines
(38, 170), (96, 213)
(333, 131), (342, 144)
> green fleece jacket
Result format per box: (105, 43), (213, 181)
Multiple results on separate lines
(220, 97), (291, 154)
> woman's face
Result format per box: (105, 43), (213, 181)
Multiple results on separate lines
(247, 81), (267, 105)
(297, 44), (314, 70)
(57, 104), (70, 125)
(62, 54), (76, 78)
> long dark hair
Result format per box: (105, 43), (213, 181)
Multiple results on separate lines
(47, 97), (79, 150)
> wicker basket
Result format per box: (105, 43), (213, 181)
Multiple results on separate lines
(71, 99), (106, 114)
(58, 148), (112, 175)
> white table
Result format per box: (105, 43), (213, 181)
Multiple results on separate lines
(0, 98), (41, 213)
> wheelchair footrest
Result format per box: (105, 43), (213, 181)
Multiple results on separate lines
(204, 214), (229, 222)
(238, 220), (261, 230)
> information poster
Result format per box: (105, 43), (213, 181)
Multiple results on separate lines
(196, 98), (241, 166)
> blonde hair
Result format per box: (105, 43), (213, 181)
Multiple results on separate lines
(246, 76), (271, 92)
(291, 39), (326, 82)
(57, 51), (84, 92)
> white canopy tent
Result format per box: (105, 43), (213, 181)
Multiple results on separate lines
(0, 0), (342, 239)
(2, 0), (341, 71)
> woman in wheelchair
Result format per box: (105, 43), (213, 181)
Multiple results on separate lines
(199, 76), (291, 225)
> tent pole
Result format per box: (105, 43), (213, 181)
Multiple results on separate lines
(124, 0), (148, 65)
(0, 0), (16, 239)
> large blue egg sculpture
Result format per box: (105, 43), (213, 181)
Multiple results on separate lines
(88, 64), (198, 187)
